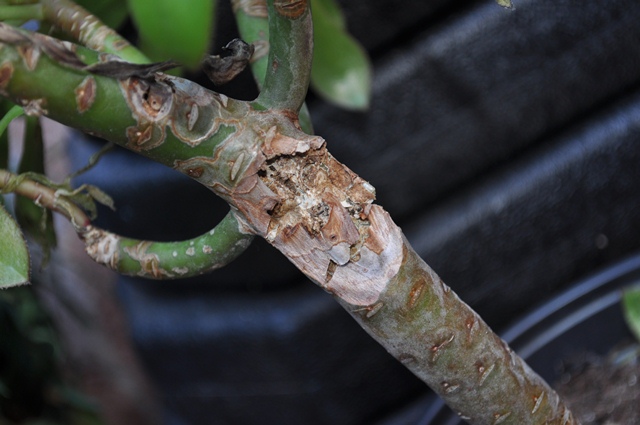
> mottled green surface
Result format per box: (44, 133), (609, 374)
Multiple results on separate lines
(110, 212), (253, 279)
(0, 203), (30, 287)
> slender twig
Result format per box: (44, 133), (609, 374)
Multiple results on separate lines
(81, 212), (254, 279)
(0, 4), (43, 21)
(0, 168), (253, 278)
(0, 168), (90, 228)
(40, 0), (149, 63)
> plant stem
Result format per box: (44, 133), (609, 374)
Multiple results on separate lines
(0, 168), (90, 228)
(0, 4), (42, 21)
(256, 0), (313, 112)
(81, 212), (253, 279)
(232, 0), (314, 133)
(0, 104), (24, 137)
(40, 0), (149, 63)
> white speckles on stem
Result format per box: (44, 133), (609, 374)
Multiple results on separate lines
(186, 247), (196, 256)
(172, 251), (178, 257)
(172, 267), (189, 275)
(202, 245), (213, 254)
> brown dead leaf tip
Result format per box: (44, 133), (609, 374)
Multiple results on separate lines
(75, 76), (96, 114)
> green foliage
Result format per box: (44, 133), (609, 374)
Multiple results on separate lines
(0, 203), (30, 288)
(622, 286), (640, 343)
(310, 0), (372, 110)
(127, 0), (215, 69)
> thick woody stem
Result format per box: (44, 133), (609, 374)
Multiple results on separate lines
(0, 16), (580, 424)
(346, 242), (577, 424)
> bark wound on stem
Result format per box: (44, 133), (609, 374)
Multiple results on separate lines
(218, 116), (404, 306)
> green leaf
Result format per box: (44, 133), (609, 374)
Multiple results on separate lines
(0, 203), (30, 288)
(127, 0), (215, 70)
(312, 0), (346, 29)
(74, 0), (129, 30)
(622, 286), (640, 343)
(310, 0), (372, 111)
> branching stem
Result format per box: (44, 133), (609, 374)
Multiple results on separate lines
(256, 0), (313, 112)
(0, 168), (90, 228)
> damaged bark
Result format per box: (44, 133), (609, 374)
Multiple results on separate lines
(186, 113), (576, 424)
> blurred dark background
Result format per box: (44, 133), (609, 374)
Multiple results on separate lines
(69, 0), (640, 424)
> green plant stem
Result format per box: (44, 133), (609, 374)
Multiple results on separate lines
(0, 168), (253, 278)
(40, 0), (149, 63)
(0, 168), (90, 228)
(233, 0), (313, 132)
(232, 0), (269, 88)
(0, 104), (23, 137)
(256, 0), (313, 112)
(82, 212), (253, 279)
(0, 4), (42, 20)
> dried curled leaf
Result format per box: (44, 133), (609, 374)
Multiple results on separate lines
(202, 38), (254, 85)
